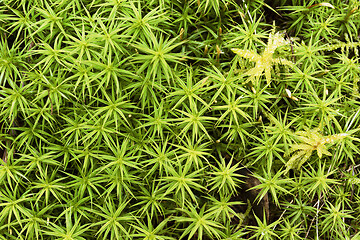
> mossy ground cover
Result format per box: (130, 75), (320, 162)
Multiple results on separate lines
(1, 0), (360, 239)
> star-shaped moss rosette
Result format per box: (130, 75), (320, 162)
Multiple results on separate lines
(232, 31), (294, 85)
(285, 128), (348, 172)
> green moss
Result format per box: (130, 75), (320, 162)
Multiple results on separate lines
(0, 0), (360, 239)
